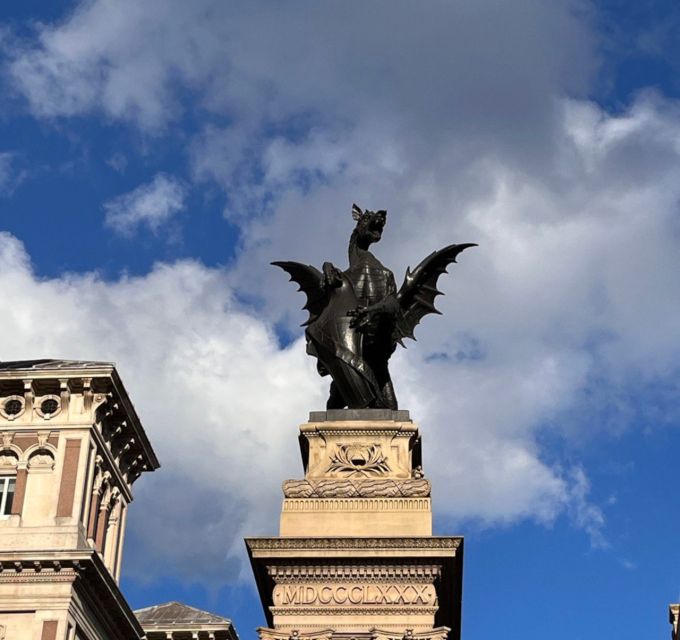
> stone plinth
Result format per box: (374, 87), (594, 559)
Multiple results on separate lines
(281, 410), (430, 537)
(246, 536), (462, 637)
(247, 409), (464, 640)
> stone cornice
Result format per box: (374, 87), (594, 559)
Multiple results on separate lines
(107, 367), (159, 473)
(0, 548), (144, 637)
(247, 536), (461, 551)
(0, 361), (159, 474)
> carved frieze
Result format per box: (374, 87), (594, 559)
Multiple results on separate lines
(267, 564), (441, 582)
(283, 478), (430, 498)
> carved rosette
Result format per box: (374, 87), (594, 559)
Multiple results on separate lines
(283, 478), (431, 498)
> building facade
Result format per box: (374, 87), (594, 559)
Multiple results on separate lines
(0, 359), (160, 640)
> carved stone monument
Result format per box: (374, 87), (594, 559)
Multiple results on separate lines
(246, 206), (472, 640)
(246, 409), (462, 639)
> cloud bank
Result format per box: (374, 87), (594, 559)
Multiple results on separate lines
(1, 0), (679, 584)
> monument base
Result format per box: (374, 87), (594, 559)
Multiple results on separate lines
(246, 536), (462, 638)
(247, 410), (463, 640)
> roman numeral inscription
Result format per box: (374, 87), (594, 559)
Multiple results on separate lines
(273, 583), (436, 607)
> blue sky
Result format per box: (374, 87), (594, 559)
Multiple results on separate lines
(0, 1), (679, 638)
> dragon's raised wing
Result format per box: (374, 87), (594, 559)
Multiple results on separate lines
(394, 243), (477, 343)
(271, 261), (326, 326)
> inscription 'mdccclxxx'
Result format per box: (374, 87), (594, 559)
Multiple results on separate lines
(273, 583), (436, 607)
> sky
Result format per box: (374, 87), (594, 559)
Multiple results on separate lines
(0, 0), (679, 638)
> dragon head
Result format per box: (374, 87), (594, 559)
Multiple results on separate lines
(351, 203), (387, 248)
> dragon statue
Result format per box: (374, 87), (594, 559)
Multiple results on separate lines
(273, 204), (475, 410)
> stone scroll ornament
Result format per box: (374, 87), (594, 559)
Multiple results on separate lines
(273, 204), (476, 409)
(283, 478), (431, 498)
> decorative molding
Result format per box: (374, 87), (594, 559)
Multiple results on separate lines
(35, 395), (62, 420)
(267, 564), (441, 582)
(247, 537), (462, 551)
(0, 451), (18, 470)
(305, 429), (403, 437)
(37, 431), (50, 449)
(371, 627), (451, 640)
(0, 559), (78, 577)
(269, 605), (438, 616)
(258, 628), (448, 639)
(282, 497), (430, 512)
(0, 396), (24, 421)
(258, 628), (333, 640)
(27, 450), (55, 471)
(283, 478), (430, 498)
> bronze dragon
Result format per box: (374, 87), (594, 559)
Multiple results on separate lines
(273, 204), (475, 410)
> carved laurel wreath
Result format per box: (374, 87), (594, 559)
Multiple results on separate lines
(327, 444), (390, 477)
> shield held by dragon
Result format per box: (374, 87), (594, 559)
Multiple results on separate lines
(273, 204), (475, 410)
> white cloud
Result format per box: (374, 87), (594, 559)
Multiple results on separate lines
(0, 152), (27, 197)
(0, 232), (324, 579)
(4, 1), (596, 134)
(104, 173), (186, 236)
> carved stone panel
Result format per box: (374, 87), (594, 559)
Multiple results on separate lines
(273, 583), (437, 608)
(267, 561), (442, 633)
(300, 419), (422, 480)
(283, 479), (431, 498)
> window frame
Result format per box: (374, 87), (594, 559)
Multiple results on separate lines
(0, 475), (16, 517)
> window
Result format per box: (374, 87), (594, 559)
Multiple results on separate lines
(0, 476), (15, 516)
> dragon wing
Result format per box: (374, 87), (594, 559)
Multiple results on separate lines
(271, 261), (326, 326)
(394, 243), (477, 343)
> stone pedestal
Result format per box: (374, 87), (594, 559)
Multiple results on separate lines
(246, 409), (464, 640)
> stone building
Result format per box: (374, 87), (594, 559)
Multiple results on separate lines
(0, 359), (160, 639)
(134, 601), (238, 639)
(671, 604), (679, 640)
(0, 359), (239, 640)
